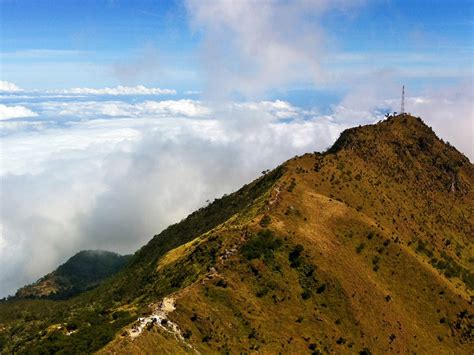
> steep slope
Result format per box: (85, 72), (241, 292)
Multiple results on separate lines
(0, 114), (472, 354)
(101, 114), (473, 354)
(15, 250), (132, 300)
(0, 164), (284, 353)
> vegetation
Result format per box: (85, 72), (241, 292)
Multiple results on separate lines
(241, 229), (282, 261)
(15, 250), (132, 300)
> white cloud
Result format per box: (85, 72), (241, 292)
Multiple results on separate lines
(0, 104), (38, 120)
(185, 0), (364, 98)
(35, 99), (211, 119)
(0, 81), (23, 93)
(50, 85), (176, 96)
(138, 100), (211, 117)
(234, 100), (304, 119)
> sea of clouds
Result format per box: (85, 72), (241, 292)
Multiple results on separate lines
(1, 81), (472, 297)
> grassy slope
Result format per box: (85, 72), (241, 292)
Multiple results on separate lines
(0, 163), (284, 353)
(101, 115), (473, 354)
(1, 115), (472, 354)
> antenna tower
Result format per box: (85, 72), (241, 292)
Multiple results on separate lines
(401, 85), (405, 114)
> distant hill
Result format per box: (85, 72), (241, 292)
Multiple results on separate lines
(1, 114), (472, 354)
(14, 250), (132, 300)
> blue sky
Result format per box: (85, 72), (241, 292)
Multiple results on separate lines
(0, 0), (472, 298)
(1, 0), (472, 97)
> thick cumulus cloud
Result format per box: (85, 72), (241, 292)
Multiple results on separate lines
(0, 104), (38, 120)
(185, 0), (364, 98)
(0, 81), (23, 93)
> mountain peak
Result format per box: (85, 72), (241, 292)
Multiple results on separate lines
(330, 114), (435, 152)
(326, 114), (471, 194)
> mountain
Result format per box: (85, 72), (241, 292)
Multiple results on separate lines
(0, 114), (472, 354)
(14, 250), (132, 300)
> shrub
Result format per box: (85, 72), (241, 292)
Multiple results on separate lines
(287, 179), (297, 192)
(241, 230), (282, 261)
(183, 329), (192, 339)
(356, 243), (365, 254)
(316, 284), (326, 294)
(289, 245), (304, 268)
(372, 255), (380, 265)
(301, 290), (311, 300)
(216, 279), (227, 288)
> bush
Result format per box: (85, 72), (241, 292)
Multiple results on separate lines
(356, 243), (365, 254)
(289, 245), (304, 268)
(287, 179), (297, 192)
(316, 284), (326, 294)
(216, 279), (227, 288)
(183, 329), (192, 339)
(372, 255), (380, 265)
(241, 230), (282, 261)
(301, 290), (311, 300)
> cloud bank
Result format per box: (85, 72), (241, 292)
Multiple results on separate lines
(51, 85), (176, 96)
(0, 104), (38, 120)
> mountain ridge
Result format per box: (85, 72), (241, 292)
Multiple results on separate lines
(1, 114), (472, 354)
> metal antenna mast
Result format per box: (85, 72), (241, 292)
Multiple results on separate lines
(401, 85), (405, 114)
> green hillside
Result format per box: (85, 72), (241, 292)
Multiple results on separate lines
(0, 114), (472, 354)
(15, 250), (132, 300)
